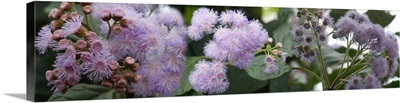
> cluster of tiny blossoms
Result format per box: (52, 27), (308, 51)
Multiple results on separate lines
(187, 8), (272, 94)
(92, 3), (187, 97)
(35, 2), (188, 97)
(332, 10), (399, 89)
(292, 9), (333, 63)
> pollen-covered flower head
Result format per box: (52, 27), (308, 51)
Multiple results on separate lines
(370, 57), (389, 78)
(187, 7), (218, 41)
(189, 60), (229, 94)
(61, 15), (84, 37)
(35, 25), (54, 54)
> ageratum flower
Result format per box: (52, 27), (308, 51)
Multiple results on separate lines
(364, 74), (382, 89)
(219, 10), (249, 28)
(189, 60), (229, 94)
(332, 16), (357, 39)
(385, 35), (399, 60)
(130, 76), (153, 97)
(370, 57), (389, 79)
(387, 59), (398, 78)
(35, 25), (54, 54)
(154, 6), (185, 28)
(264, 63), (278, 74)
(81, 51), (116, 82)
(149, 73), (181, 96)
(345, 75), (364, 89)
(61, 15), (83, 37)
(187, 8), (218, 41)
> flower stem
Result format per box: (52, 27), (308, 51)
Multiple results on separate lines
(331, 37), (352, 88)
(106, 21), (114, 40)
(293, 67), (328, 88)
(332, 65), (368, 89)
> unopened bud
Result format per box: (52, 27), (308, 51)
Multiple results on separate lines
(124, 57), (136, 67)
(85, 31), (97, 41)
(120, 18), (133, 28)
(58, 39), (72, 50)
(267, 37), (273, 44)
(79, 51), (91, 63)
(60, 2), (71, 11)
(46, 70), (57, 81)
(75, 25), (86, 37)
(69, 12), (79, 18)
(60, 14), (69, 22)
(272, 49), (280, 56)
(110, 74), (120, 82)
(109, 60), (120, 71)
(76, 40), (87, 49)
(117, 78), (128, 88)
(112, 25), (122, 34)
(52, 30), (63, 40)
(82, 5), (92, 14)
(51, 20), (63, 30)
(276, 42), (282, 48)
(133, 63), (139, 71)
(101, 80), (113, 88)
(91, 40), (103, 52)
(48, 8), (63, 19)
(133, 74), (142, 83)
(124, 72), (134, 81)
(53, 69), (60, 77)
(112, 9), (125, 21)
(100, 9), (112, 21)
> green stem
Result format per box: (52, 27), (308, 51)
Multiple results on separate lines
(317, 44), (330, 88)
(333, 65), (368, 89)
(293, 67), (328, 88)
(84, 14), (93, 31)
(81, 23), (93, 31)
(106, 21), (114, 40)
(331, 37), (352, 88)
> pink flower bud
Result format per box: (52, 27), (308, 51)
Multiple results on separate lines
(133, 74), (142, 83)
(267, 37), (273, 44)
(101, 80), (113, 88)
(51, 20), (62, 30)
(60, 2), (71, 11)
(120, 18), (133, 28)
(76, 40), (87, 49)
(75, 25), (86, 37)
(69, 12), (79, 18)
(58, 39), (72, 50)
(123, 57), (136, 66)
(91, 40), (103, 52)
(109, 60), (120, 71)
(48, 8), (63, 19)
(52, 30), (63, 40)
(82, 5), (92, 14)
(112, 25), (122, 34)
(85, 31), (97, 41)
(112, 9), (125, 21)
(60, 14), (69, 22)
(276, 42), (282, 48)
(272, 49), (279, 56)
(100, 9), (112, 21)
(45, 70), (56, 81)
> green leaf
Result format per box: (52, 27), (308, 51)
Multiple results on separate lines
(329, 9), (348, 22)
(225, 65), (269, 94)
(335, 46), (358, 58)
(328, 64), (366, 89)
(315, 46), (351, 67)
(395, 32), (400, 37)
(384, 81), (399, 88)
(269, 72), (306, 92)
(366, 10), (396, 27)
(271, 8), (294, 57)
(245, 55), (291, 81)
(48, 84), (113, 101)
(174, 56), (205, 95)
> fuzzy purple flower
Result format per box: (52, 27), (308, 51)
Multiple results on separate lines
(345, 75), (363, 89)
(155, 6), (185, 28)
(81, 51), (116, 82)
(61, 15), (83, 37)
(189, 60), (229, 94)
(130, 76), (153, 97)
(387, 59), (398, 78)
(332, 17), (357, 39)
(219, 10), (249, 28)
(385, 35), (399, 59)
(364, 74), (382, 89)
(370, 57), (389, 78)
(35, 25), (54, 54)
(203, 41), (228, 61)
(264, 63), (278, 74)
(149, 73), (181, 96)
(187, 8), (218, 41)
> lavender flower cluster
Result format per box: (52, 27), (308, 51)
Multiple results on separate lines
(333, 10), (399, 89)
(187, 8), (279, 94)
(35, 2), (187, 97)
(292, 9), (333, 63)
